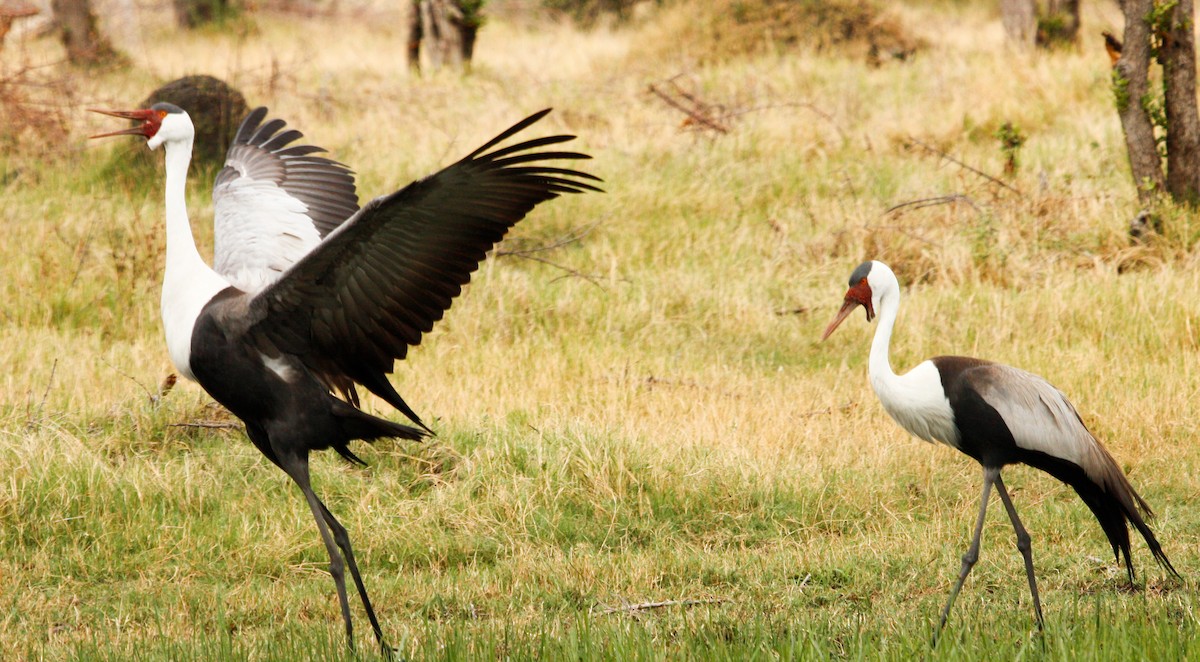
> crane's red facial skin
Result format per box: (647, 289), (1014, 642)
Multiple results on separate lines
(88, 108), (165, 140)
(821, 278), (874, 341)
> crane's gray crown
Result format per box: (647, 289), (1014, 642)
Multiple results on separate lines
(150, 102), (185, 114)
(848, 261), (873, 286)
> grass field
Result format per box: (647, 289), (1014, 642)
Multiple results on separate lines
(1, 0), (1197, 659)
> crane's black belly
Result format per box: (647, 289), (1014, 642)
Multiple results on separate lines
(947, 386), (1023, 468)
(187, 309), (345, 454)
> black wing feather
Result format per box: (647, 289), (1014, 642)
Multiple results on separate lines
(244, 109), (601, 431)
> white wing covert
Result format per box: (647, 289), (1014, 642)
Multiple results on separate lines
(212, 107), (359, 293)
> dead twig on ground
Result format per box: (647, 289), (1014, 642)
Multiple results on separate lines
(168, 421), (242, 430)
(596, 598), (728, 615)
(795, 402), (857, 418)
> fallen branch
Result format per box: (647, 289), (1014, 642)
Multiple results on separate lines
(648, 75), (730, 134)
(795, 403), (857, 418)
(774, 305), (810, 316)
(168, 421), (242, 430)
(597, 598), (727, 615)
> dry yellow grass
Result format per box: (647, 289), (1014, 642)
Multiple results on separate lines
(1, 0), (1197, 658)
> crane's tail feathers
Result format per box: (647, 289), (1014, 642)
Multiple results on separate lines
(353, 370), (436, 436)
(1125, 502), (1181, 580)
(1024, 451), (1179, 582)
(333, 399), (428, 444)
(1087, 446), (1181, 580)
(334, 444), (369, 467)
(321, 398), (428, 467)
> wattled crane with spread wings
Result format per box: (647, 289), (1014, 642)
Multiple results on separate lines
(821, 260), (1178, 642)
(92, 104), (600, 654)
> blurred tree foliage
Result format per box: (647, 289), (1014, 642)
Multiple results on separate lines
(542, 0), (660, 26)
(173, 0), (237, 28)
(631, 0), (918, 65)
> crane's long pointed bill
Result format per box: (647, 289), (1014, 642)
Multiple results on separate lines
(821, 299), (860, 341)
(87, 108), (154, 139)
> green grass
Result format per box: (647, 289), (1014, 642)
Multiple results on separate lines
(2, 0), (1198, 659)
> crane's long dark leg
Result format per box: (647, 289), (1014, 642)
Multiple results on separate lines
(993, 473), (1044, 631)
(934, 465), (998, 645)
(276, 451), (356, 648)
(317, 501), (394, 656)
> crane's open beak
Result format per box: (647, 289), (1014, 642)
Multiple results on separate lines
(821, 282), (875, 341)
(88, 108), (160, 139)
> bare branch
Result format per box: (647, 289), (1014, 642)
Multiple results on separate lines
(883, 194), (980, 217)
(907, 136), (1023, 196)
(496, 222), (598, 257)
(495, 223), (606, 287)
(99, 357), (158, 403)
(26, 359), (58, 429)
(648, 75), (730, 134)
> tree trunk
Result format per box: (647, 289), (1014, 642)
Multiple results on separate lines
(411, 0), (480, 73)
(1000, 0), (1036, 48)
(1041, 0), (1081, 45)
(1159, 0), (1200, 203)
(51, 0), (120, 66)
(1113, 0), (1166, 201)
(406, 1), (422, 72)
(173, 0), (231, 29)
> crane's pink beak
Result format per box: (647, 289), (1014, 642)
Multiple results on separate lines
(88, 108), (161, 139)
(821, 281), (874, 341)
(821, 299), (861, 341)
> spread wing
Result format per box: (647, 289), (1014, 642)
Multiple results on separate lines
(241, 109), (601, 428)
(212, 107), (360, 293)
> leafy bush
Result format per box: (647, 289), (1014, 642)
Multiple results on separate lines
(542, 0), (660, 26)
(633, 0), (919, 64)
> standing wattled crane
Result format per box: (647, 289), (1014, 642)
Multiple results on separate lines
(91, 103), (600, 654)
(821, 260), (1178, 641)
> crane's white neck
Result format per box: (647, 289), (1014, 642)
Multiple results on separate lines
(162, 137), (203, 268)
(868, 283), (901, 387)
(159, 135), (231, 382)
(864, 274), (960, 448)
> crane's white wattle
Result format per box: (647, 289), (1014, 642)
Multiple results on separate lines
(865, 263), (961, 449)
(159, 115), (231, 382)
(214, 176), (322, 292)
